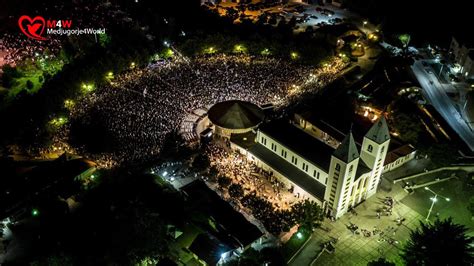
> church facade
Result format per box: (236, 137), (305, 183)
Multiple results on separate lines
(242, 117), (390, 218)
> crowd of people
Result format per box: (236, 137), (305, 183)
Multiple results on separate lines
(70, 54), (347, 166)
(206, 143), (295, 210)
(206, 143), (302, 234)
(0, 35), (62, 68)
(0, 1), (130, 68)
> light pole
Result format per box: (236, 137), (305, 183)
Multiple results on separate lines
(438, 63), (444, 79)
(424, 186), (450, 221)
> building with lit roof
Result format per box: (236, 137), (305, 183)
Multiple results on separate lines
(207, 100), (265, 138)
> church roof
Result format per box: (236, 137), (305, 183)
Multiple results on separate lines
(259, 120), (335, 171)
(365, 117), (390, 144)
(249, 143), (326, 201)
(208, 100), (264, 130)
(333, 132), (359, 163)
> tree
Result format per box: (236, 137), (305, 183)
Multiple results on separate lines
(398, 34), (411, 47)
(398, 34), (411, 56)
(401, 218), (474, 266)
(367, 258), (396, 266)
(467, 196), (474, 221)
(30, 254), (74, 266)
(291, 200), (324, 231)
(217, 175), (232, 189)
(26, 80), (34, 90)
(228, 183), (244, 199)
(192, 153), (210, 172)
(209, 165), (219, 178)
(1, 65), (21, 88)
(225, 8), (239, 22)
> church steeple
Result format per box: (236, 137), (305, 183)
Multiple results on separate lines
(333, 132), (359, 163)
(365, 116), (390, 144)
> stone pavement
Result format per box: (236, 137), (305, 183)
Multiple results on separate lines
(290, 181), (424, 266)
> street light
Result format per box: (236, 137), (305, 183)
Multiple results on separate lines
(296, 232), (303, 239)
(290, 52), (299, 60)
(424, 186), (450, 221)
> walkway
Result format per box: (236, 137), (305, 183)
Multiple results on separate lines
(290, 180), (423, 266)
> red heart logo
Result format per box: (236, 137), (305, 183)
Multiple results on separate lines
(18, 15), (47, 41)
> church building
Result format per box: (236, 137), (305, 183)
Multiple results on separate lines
(239, 117), (390, 218)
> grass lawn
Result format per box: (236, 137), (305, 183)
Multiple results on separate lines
(283, 227), (311, 261)
(401, 174), (474, 232)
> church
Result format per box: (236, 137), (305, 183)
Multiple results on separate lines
(203, 100), (391, 218)
(233, 117), (390, 219)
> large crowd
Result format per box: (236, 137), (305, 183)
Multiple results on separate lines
(206, 143), (303, 234)
(0, 1), (130, 68)
(70, 54), (346, 166)
(69, 52), (347, 167)
(206, 143), (295, 210)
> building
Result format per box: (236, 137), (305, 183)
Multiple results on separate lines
(449, 36), (474, 80)
(235, 117), (390, 218)
(294, 111), (415, 173)
(0, 154), (96, 221)
(207, 100), (265, 138)
(170, 180), (264, 265)
(383, 144), (416, 173)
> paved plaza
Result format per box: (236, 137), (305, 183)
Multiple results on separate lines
(290, 164), (427, 266)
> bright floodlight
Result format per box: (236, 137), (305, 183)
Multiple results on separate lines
(31, 209), (39, 217)
(163, 171), (168, 176)
(296, 232), (303, 239)
(430, 197), (437, 202)
(424, 187), (429, 190)
(446, 198), (450, 202)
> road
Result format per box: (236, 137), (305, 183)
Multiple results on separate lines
(411, 60), (474, 151)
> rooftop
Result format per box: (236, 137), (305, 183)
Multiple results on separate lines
(189, 233), (231, 266)
(259, 120), (335, 171)
(0, 154), (95, 220)
(181, 180), (263, 248)
(365, 117), (390, 144)
(208, 100), (264, 130)
(249, 143), (326, 201)
(384, 144), (416, 165)
(333, 133), (359, 163)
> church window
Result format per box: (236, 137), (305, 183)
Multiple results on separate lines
(349, 165), (353, 172)
(367, 145), (373, 152)
(335, 163), (341, 171)
(381, 146), (385, 153)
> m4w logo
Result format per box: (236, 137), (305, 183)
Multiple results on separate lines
(46, 20), (72, 28)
